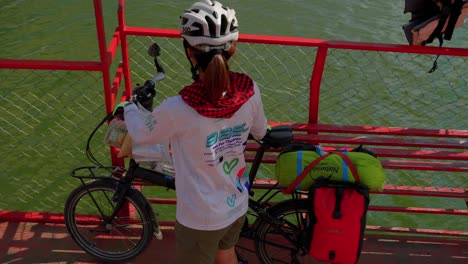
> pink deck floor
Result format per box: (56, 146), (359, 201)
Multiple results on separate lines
(1, 221), (467, 264)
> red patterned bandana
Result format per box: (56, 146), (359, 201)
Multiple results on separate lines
(179, 72), (255, 118)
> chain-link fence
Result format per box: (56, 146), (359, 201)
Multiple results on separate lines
(127, 36), (467, 180)
(0, 35), (466, 230)
(0, 69), (110, 212)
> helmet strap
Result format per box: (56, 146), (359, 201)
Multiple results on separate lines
(183, 40), (200, 81)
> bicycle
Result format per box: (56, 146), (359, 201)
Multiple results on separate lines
(236, 130), (316, 264)
(64, 43), (315, 263)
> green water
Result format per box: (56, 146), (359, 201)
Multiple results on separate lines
(2, 0), (468, 60)
(0, 0), (467, 232)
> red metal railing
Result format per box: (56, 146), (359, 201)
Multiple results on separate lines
(115, 0), (468, 236)
(0, 0), (467, 238)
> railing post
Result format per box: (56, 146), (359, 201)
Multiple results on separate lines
(94, 0), (125, 167)
(93, 0), (112, 113)
(116, 0), (140, 218)
(118, 0), (133, 100)
(308, 46), (328, 125)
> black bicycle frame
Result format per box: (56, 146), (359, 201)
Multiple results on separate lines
(244, 142), (308, 252)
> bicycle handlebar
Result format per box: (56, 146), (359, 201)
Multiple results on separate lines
(148, 43), (166, 82)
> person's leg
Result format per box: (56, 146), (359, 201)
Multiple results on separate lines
(215, 214), (247, 264)
(174, 220), (219, 264)
(215, 247), (238, 264)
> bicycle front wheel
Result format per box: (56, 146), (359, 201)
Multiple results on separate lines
(64, 179), (154, 262)
(254, 199), (314, 264)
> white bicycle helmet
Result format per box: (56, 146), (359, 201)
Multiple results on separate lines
(180, 0), (239, 52)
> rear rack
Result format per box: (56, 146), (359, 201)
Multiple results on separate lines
(70, 166), (126, 180)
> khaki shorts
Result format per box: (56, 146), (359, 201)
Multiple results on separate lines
(174, 214), (246, 264)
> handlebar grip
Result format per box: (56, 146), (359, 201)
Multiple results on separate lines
(152, 72), (166, 82)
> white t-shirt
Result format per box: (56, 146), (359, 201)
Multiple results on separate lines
(124, 83), (267, 230)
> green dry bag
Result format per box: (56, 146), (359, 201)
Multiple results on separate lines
(274, 143), (386, 191)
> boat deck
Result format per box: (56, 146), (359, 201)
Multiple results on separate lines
(1, 221), (467, 264)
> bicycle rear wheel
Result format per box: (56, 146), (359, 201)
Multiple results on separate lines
(64, 179), (154, 262)
(254, 199), (315, 264)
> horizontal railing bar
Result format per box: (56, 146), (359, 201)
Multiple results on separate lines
(0, 59), (103, 71)
(147, 198), (176, 205)
(122, 27), (468, 57)
(379, 185), (468, 198)
(293, 134), (467, 149)
(365, 149), (467, 161)
(380, 160), (468, 172)
(245, 154), (468, 172)
(365, 226), (468, 237)
(287, 123), (468, 138)
(1, 210), (466, 238)
(143, 198), (468, 216)
(250, 180), (468, 199)
(369, 206), (468, 216)
(245, 143), (468, 161)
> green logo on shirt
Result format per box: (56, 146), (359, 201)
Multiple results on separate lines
(145, 115), (157, 131)
(223, 158), (239, 175)
(206, 123), (247, 147)
(226, 194), (236, 207)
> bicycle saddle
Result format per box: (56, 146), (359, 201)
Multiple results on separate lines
(262, 125), (293, 148)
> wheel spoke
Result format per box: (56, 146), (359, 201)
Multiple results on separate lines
(64, 180), (153, 262)
(252, 199), (314, 264)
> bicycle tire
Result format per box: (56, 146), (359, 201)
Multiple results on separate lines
(64, 179), (154, 262)
(253, 199), (314, 264)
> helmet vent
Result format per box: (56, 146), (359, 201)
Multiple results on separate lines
(189, 22), (203, 36)
(220, 15), (227, 34)
(205, 16), (216, 37)
(192, 8), (200, 13)
(230, 20), (237, 32)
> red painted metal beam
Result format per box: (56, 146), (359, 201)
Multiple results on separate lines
(366, 226), (468, 237)
(292, 123), (468, 138)
(245, 153), (468, 172)
(118, 0), (133, 103)
(308, 47), (328, 124)
(124, 26), (181, 38)
(0, 211), (64, 224)
(147, 198), (177, 205)
(107, 30), (121, 66)
(146, 200), (468, 216)
(368, 149), (467, 161)
(93, 0), (112, 116)
(379, 185), (468, 198)
(120, 27), (468, 57)
(251, 180), (468, 199)
(245, 143), (468, 161)
(143, 199), (468, 216)
(109, 63), (126, 162)
(111, 63), (124, 103)
(0, 59), (102, 71)
(369, 206), (468, 216)
(293, 134), (467, 149)
(380, 160), (468, 172)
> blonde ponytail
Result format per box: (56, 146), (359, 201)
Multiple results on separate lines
(204, 54), (230, 102)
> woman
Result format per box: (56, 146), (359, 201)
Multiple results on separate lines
(124, 1), (267, 263)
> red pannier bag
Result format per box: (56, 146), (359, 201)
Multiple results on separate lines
(283, 151), (370, 264)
